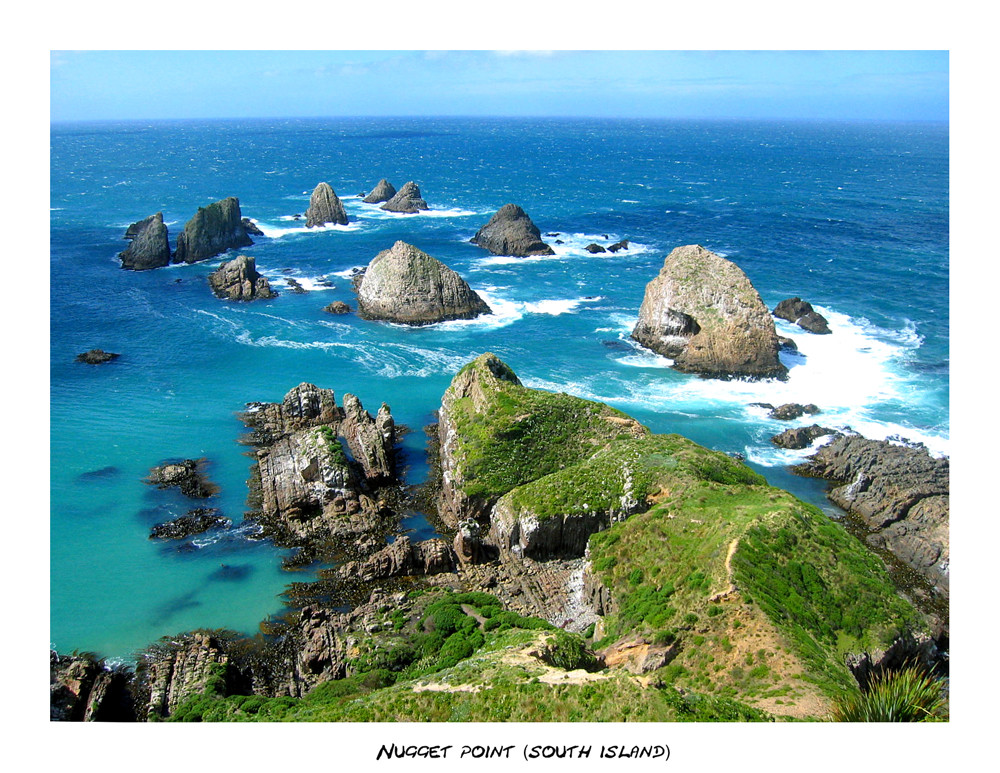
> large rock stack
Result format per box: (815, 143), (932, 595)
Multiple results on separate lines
(631, 244), (787, 380)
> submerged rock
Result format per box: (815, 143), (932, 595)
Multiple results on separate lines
(356, 240), (491, 325)
(470, 203), (554, 257)
(323, 300), (352, 315)
(631, 244), (787, 380)
(771, 425), (838, 449)
(362, 178), (397, 204)
(149, 508), (232, 540)
(773, 297), (831, 334)
(380, 181), (428, 213)
(208, 255), (277, 301)
(119, 212), (171, 270)
(769, 403), (820, 421)
(305, 182), (349, 227)
(145, 459), (219, 499)
(76, 349), (120, 365)
(793, 434), (950, 597)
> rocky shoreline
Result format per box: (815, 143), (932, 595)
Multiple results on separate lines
(52, 354), (949, 723)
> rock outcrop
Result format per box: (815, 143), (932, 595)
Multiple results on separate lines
(771, 425), (837, 449)
(174, 197), (253, 264)
(631, 245), (787, 380)
(773, 297), (831, 335)
(356, 241), (491, 325)
(470, 204), (555, 257)
(363, 179), (397, 204)
(380, 181), (429, 213)
(793, 434), (949, 597)
(305, 182), (349, 227)
(149, 509), (231, 540)
(141, 632), (231, 720)
(76, 349), (120, 365)
(436, 352), (649, 556)
(241, 383), (397, 545)
(208, 255), (277, 301)
(145, 459), (219, 498)
(323, 301), (352, 315)
(50, 652), (136, 721)
(120, 212), (171, 270)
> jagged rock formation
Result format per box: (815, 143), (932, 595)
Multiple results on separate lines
(771, 425), (837, 449)
(773, 297), (831, 334)
(145, 459), (219, 498)
(363, 179), (397, 204)
(631, 245), (787, 380)
(242, 218), (264, 236)
(141, 632), (230, 720)
(120, 212), (171, 270)
(323, 301), (352, 314)
(50, 652), (136, 721)
(770, 403), (820, 421)
(208, 255), (277, 301)
(149, 509), (231, 540)
(76, 349), (119, 364)
(585, 243), (606, 254)
(305, 182), (349, 227)
(793, 434), (950, 598)
(356, 241), (491, 325)
(380, 181), (428, 213)
(608, 240), (630, 253)
(241, 383), (397, 544)
(173, 197), (253, 264)
(470, 204), (554, 257)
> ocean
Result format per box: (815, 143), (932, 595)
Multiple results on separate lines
(49, 117), (948, 661)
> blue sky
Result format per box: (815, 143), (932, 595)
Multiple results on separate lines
(50, 50), (948, 123)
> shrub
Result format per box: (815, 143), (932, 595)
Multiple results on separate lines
(831, 665), (948, 722)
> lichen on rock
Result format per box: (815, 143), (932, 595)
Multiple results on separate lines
(631, 244), (787, 380)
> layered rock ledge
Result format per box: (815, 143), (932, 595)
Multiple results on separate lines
(356, 241), (491, 325)
(631, 245), (787, 380)
(470, 204), (554, 257)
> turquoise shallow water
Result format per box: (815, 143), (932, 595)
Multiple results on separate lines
(50, 117), (948, 660)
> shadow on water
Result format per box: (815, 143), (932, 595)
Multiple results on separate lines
(149, 590), (202, 626)
(75, 466), (121, 482)
(208, 563), (254, 583)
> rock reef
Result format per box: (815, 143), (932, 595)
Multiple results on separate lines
(305, 182), (349, 227)
(793, 434), (950, 598)
(174, 197), (254, 264)
(208, 255), (276, 301)
(773, 297), (831, 334)
(363, 179), (397, 204)
(76, 349), (120, 365)
(380, 181), (428, 213)
(356, 241), (491, 325)
(631, 245), (787, 380)
(120, 212), (171, 270)
(471, 204), (554, 257)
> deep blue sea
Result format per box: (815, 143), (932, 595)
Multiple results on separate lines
(50, 117), (948, 662)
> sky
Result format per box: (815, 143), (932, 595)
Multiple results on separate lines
(49, 50), (949, 123)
